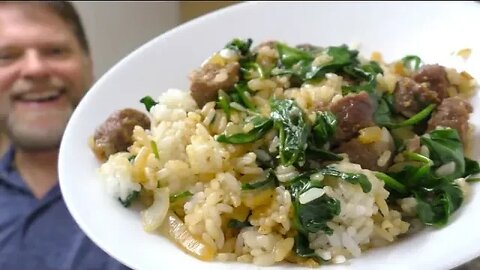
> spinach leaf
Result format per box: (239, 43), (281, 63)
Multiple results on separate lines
(420, 128), (465, 180)
(466, 177), (480, 183)
(241, 169), (278, 190)
(227, 219), (251, 229)
(402, 55), (422, 71)
(374, 98), (436, 128)
(414, 181), (463, 227)
(373, 95), (395, 127)
(312, 111), (337, 147)
(232, 83), (256, 110)
(225, 38), (252, 56)
(293, 233), (321, 261)
(140, 96), (158, 112)
(150, 140), (160, 159)
(286, 172), (340, 235)
(169, 191), (193, 203)
(118, 191), (139, 207)
(319, 166), (371, 193)
(216, 89), (231, 120)
(464, 158), (480, 177)
(306, 146), (343, 162)
(341, 61), (383, 95)
(274, 43), (358, 83)
(270, 99), (310, 167)
(241, 62), (268, 80)
(293, 191), (341, 234)
(375, 172), (408, 194)
(276, 42), (314, 67)
(286, 172), (322, 198)
(306, 45), (359, 80)
(216, 116), (273, 144)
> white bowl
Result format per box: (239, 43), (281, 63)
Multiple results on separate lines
(59, 2), (480, 270)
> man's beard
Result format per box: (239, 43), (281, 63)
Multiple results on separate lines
(2, 77), (79, 152)
(6, 105), (74, 152)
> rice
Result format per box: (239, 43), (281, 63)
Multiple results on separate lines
(93, 39), (478, 267)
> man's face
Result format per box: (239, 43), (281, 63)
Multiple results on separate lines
(0, 4), (93, 151)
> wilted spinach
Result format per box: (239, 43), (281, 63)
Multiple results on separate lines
(169, 191), (193, 203)
(216, 116), (273, 144)
(402, 55), (422, 71)
(119, 191), (139, 207)
(311, 111), (337, 147)
(414, 180), (463, 227)
(273, 43), (359, 83)
(293, 233), (322, 261)
(140, 96), (158, 112)
(225, 38), (252, 56)
(420, 128), (465, 180)
(270, 99), (310, 167)
(241, 169), (278, 190)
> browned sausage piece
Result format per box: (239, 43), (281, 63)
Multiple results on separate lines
(393, 77), (440, 118)
(335, 128), (395, 172)
(413, 64), (450, 101)
(189, 62), (240, 107)
(92, 108), (150, 161)
(427, 97), (473, 141)
(329, 91), (375, 142)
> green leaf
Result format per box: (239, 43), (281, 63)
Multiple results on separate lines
(140, 96), (158, 112)
(227, 219), (251, 229)
(414, 181), (463, 227)
(466, 177), (480, 183)
(241, 62), (268, 80)
(118, 191), (139, 207)
(306, 146), (343, 162)
(233, 83), (256, 110)
(312, 111), (337, 147)
(306, 45), (359, 80)
(270, 99), (310, 167)
(375, 172), (408, 194)
(150, 140), (159, 159)
(225, 38), (252, 56)
(276, 42), (314, 67)
(293, 191), (341, 234)
(375, 99), (436, 128)
(216, 90), (231, 120)
(402, 55), (422, 71)
(286, 171), (340, 235)
(320, 166), (372, 193)
(216, 116), (273, 144)
(293, 233), (322, 262)
(241, 169), (277, 190)
(169, 191), (193, 203)
(464, 158), (480, 177)
(421, 128), (465, 180)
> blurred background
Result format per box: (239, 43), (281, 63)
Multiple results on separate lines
(72, 1), (239, 80)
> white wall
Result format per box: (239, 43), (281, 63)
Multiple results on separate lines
(72, 2), (180, 81)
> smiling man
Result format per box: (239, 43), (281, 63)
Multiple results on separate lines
(0, 2), (128, 269)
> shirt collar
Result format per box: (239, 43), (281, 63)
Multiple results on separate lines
(0, 146), (28, 190)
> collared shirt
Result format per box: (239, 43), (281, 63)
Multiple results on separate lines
(0, 147), (129, 270)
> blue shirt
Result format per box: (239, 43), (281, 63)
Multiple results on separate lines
(0, 148), (129, 270)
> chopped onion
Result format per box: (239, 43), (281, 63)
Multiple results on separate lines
(141, 187), (169, 232)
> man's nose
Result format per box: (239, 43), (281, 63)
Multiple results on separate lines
(20, 51), (50, 79)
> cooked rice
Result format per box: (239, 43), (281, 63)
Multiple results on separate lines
(94, 40), (478, 267)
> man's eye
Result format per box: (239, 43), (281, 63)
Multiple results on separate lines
(45, 47), (69, 56)
(0, 52), (20, 61)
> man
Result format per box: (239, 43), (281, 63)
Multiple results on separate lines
(0, 2), (129, 269)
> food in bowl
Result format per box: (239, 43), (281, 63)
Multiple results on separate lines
(88, 39), (479, 266)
